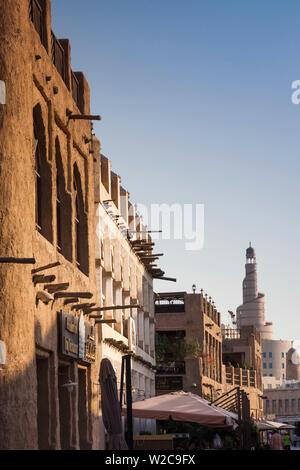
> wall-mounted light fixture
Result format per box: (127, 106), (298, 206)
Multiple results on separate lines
(61, 379), (78, 393)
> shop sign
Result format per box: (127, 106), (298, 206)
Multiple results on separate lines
(59, 311), (96, 364)
(60, 311), (79, 359)
(78, 313), (86, 360)
(83, 321), (96, 364)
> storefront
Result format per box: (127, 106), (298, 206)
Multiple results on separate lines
(35, 310), (97, 450)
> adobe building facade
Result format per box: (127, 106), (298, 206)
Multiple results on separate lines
(154, 292), (223, 401)
(154, 291), (264, 418)
(222, 325), (263, 419)
(0, 0), (103, 450)
(0, 0), (162, 449)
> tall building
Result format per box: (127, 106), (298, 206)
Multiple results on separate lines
(94, 152), (157, 441)
(262, 339), (292, 382)
(236, 244), (296, 386)
(236, 244), (273, 340)
(154, 291), (223, 402)
(0, 0), (100, 449)
(154, 290), (263, 418)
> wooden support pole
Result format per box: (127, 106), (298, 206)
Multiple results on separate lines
(125, 355), (133, 450)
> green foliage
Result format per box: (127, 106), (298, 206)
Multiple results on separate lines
(158, 420), (240, 450)
(241, 362), (253, 371)
(223, 435), (234, 449)
(155, 332), (169, 362)
(155, 333), (203, 362)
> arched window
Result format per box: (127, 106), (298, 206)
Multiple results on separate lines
(55, 138), (72, 261)
(73, 164), (89, 275)
(33, 104), (52, 243)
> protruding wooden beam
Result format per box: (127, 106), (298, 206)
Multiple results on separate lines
(139, 253), (164, 258)
(0, 257), (36, 264)
(31, 261), (60, 273)
(63, 298), (79, 305)
(86, 304), (140, 314)
(95, 319), (117, 324)
(71, 302), (96, 311)
(44, 282), (69, 293)
(54, 292), (93, 300)
(153, 276), (177, 282)
(33, 274), (56, 286)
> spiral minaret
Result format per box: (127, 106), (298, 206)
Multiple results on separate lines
(236, 243), (273, 340)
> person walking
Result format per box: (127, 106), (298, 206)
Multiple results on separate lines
(270, 431), (284, 450)
(283, 432), (291, 450)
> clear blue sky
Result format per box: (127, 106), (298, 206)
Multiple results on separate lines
(52, 0), (300, 340)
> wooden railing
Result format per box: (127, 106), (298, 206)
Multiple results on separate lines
(225, 366), (257, 389)
(71, 71), (82, 111)
(51, 31), (66, 83)
(29, 0), (45, 47)
(222, 328), (241, 340)
(155, 303), (185, 314)
(155, 375), (183, 392)
(156, 361), (186, 375)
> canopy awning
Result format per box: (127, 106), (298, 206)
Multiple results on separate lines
(256, 419), (296, 431)
(122, 391), (238, 429)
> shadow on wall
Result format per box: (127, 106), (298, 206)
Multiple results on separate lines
(0, 317), (104, 450)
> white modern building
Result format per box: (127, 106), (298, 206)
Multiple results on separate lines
(262, 339), (293, 384)
(94, 147), (157, 447)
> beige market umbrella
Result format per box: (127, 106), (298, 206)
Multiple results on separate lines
(123, 391), (236, 428)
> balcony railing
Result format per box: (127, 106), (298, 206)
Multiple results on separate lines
(29, 0), (45, 47)
(155, 376), (183, 392)
(155, 303), (185, 314)
(225, 366), (257, 388)
(156, 361), (186, 375)
(72, 71), (79, 106)
(51, 31), (66, 84)
(222, 328), (241, 340)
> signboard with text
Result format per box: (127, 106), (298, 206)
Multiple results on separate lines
(59, 311), (96, 364)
